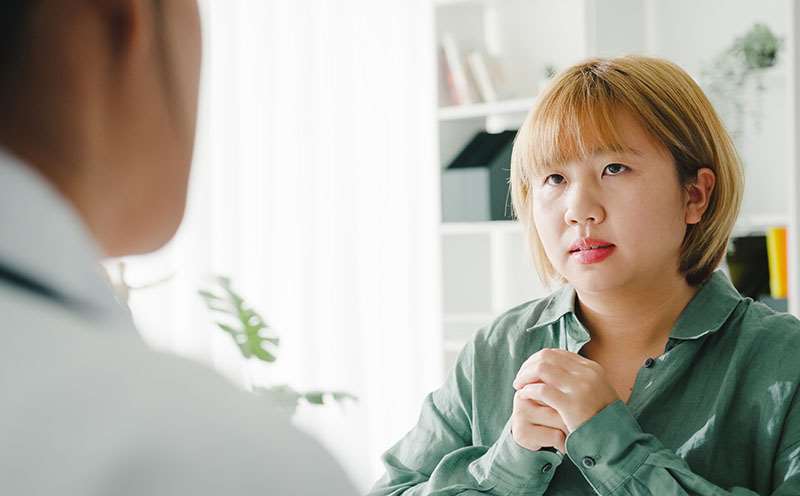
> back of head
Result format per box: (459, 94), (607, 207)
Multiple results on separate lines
(0, 2), (38, 107)
(0, 0), (203, 257)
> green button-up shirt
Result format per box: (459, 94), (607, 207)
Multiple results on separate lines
(370, 270), (800, 495)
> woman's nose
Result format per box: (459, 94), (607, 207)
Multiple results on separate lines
(563, 186), (606, 226)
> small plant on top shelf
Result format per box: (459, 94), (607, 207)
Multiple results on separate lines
(538, 64), (558, 94)
(702, 23), (783, 143)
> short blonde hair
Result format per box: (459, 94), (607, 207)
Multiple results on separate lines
(510, 56), (744, 287)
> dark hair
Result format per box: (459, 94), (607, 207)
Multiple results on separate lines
(0, 1), (39, 91)
(0, 1), (172, 108)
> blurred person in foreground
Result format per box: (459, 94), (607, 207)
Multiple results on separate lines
(0, 1), (356, 494)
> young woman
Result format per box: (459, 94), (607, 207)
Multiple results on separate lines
(369, 56), (800, 495)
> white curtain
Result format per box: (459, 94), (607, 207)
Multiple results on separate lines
(121, 0), (441, 490)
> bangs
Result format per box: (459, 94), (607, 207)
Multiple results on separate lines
(514, 72), (637, 181)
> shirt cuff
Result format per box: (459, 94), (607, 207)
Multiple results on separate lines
(468, 419), (564, 495)
(565, 400), (652, 495)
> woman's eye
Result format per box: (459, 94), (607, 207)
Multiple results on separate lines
(544, 174), (565, 186)
(603, 163), (628, 176)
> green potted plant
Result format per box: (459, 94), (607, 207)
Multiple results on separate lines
(199, 276), (356, 415)
(702, 23), (783, 142)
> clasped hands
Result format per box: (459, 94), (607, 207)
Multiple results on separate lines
(511, 348), (620, 453)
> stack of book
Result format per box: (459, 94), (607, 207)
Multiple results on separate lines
(440, 33), (505, 106)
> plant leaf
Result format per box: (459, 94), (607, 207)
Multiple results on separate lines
(255, 385), (301, 416)
(252, 346), (277, 363)
(331, 392), (358, 403)
(216, 322), (239, 336)
(300, 390), (358, 406)
(197, 289), (223, 301)
(303, 391), (325, 405)
(200, 276), (282, 365)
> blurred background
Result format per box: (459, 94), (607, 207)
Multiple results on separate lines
(106, 0), (800, 491)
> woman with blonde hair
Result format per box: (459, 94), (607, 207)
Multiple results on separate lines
(370, 56), (800, 495)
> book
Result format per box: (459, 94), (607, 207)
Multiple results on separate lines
(440, 33), (473, 106)
(466, 51), (498, 103)
(766, 226), (788, 298)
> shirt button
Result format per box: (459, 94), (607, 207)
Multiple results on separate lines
(643, 357), (656, 368)
(582, 456), (596, 468)
(542, 463), (553, 473)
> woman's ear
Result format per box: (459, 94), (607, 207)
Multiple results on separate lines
(685, 167), (716, 225)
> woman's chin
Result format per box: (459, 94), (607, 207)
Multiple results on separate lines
(565, 267), (630, 294)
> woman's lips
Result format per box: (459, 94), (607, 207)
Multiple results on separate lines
(568, 238), (616, 264)
(570, 245), (615, 264)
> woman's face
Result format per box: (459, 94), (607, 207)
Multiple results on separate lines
(531, 111), (692, 293)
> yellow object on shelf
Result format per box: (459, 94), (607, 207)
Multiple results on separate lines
(766, 227), (788, 299)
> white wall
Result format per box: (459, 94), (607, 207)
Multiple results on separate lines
(646, 0), (791, 224)
(498, 0), (589, 96)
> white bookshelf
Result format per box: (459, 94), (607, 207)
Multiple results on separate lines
(434, 0), (489, 7)
(438, 97), (536, 121)
(441, 216), (792, 238)
(434, 0), (800, 375)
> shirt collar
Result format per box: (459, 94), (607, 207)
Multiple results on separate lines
(0, 149), (132, 327)
(527, 283), (576, 332)
(526, 270), (743, 342)
(667, 270), (743, 340)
